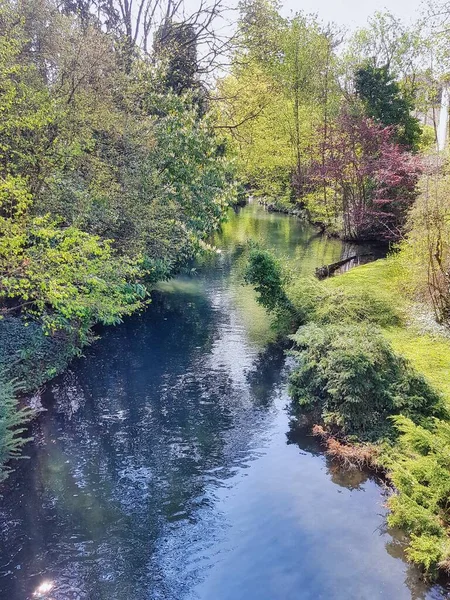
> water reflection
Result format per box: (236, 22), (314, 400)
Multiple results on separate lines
(0, 202), (447, 600)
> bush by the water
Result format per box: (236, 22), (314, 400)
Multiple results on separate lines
(288, 275), (401, 328)
(383, 416), (450, 575)
(289, 324), (445, 440)
(244, 246), (292, 315)
(0, 317), (80, 391)
(0, 379), (33, 482)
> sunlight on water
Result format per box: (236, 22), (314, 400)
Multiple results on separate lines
(32, 580), (54, 598)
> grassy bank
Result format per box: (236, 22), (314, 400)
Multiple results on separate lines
(295, 259), (450, 576)
(322, 260), (450, 402)
(321, 260), (450, 575)
(245, 247), (450, 577)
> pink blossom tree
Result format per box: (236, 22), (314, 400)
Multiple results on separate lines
(311, 110), (422, 241)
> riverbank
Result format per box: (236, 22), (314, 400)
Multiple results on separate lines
(257, 197), (308, 220)
(284, 257), (450, 577)
(0, 317), (85, 482)
(321, 260), (450, 400)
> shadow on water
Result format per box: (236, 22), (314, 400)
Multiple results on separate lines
(0, 202), (448, 600)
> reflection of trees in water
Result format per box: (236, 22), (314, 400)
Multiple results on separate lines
(0, 285), (294, 600)
(324, 461), (370, 490)
(286, 401), (377, 491)
(245, 342), (286, 407)
(214, 202), (345, 275)
(285, 402), (325, 457)
(382, 524), (448, 600)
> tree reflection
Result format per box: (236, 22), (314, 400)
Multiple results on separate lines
(0, 202), (439, 600)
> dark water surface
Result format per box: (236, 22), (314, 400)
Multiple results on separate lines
(0, 203), (448, 600)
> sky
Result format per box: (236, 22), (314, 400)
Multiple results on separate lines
(280, 0), (425, 29)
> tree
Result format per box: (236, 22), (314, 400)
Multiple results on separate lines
(0, 175), (146, 335)
(0, 0), (235, 327)
(355, 64), (422, 150)
(310, 109), (421, 241)
(57, 0), (229, 74)
(217, 2), (338, 203)
(153, 21), (199, 94)
(399, 170), (450, 327)
(343, 11), (425, 92)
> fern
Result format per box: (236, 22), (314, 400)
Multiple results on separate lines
(0, 379), (33, 483)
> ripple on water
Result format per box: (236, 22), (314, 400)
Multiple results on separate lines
(0, 203), (448, 600)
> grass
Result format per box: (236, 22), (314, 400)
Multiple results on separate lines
(385, 329), (450, 401)
(323, 259), (450, 405)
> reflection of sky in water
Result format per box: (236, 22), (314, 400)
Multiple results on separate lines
(0, 203), (447, 600)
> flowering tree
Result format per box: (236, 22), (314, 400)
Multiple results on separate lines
(311, 110), (422, 241)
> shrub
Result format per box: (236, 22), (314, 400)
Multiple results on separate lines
(289, 323), (445, 440)
(383, 416), (450, 575)
(244, 246), (292, 315)
(0, 316), (79, 391)
(288, 276), (401, 327)
(0, 378), (33, 483)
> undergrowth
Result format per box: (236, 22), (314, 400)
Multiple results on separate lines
(0, 316), (87, 481)
(289, 323), (445, 440)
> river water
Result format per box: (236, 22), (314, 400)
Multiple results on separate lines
(0, 203), (448, 600)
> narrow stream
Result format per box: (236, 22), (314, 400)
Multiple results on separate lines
(0, 203), (447, 600)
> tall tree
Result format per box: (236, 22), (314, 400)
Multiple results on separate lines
(355, 64), (422, 150)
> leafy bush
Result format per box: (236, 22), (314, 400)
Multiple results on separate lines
(289, 324), (445, 440)
(383, 416), (450, 575)
(0, 193), (147, 336)
(0, 317), (79, 391)
(244, 246), (292, 315)
(0, 379), (33, 483)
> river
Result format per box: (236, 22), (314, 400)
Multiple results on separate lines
(0, 202), (448, 600)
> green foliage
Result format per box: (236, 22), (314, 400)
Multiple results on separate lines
(0, 379), (33, 483)
(383, 416), (450, 575)
(0, 0), (236, 480)
(0, 187), (146, 335)
(244, 246), (291, 314)
(153, 22), (202, 99)
(0, 317), (79, 390)
(343, 11), (425, 96)
(0, 0), (234, 333)
(284, 256), (450, 574)
(289, 324), (445, 439)
(355, 64), (422, 150)
(288, 276), (401, 328)
(216, 2), (337, 202)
